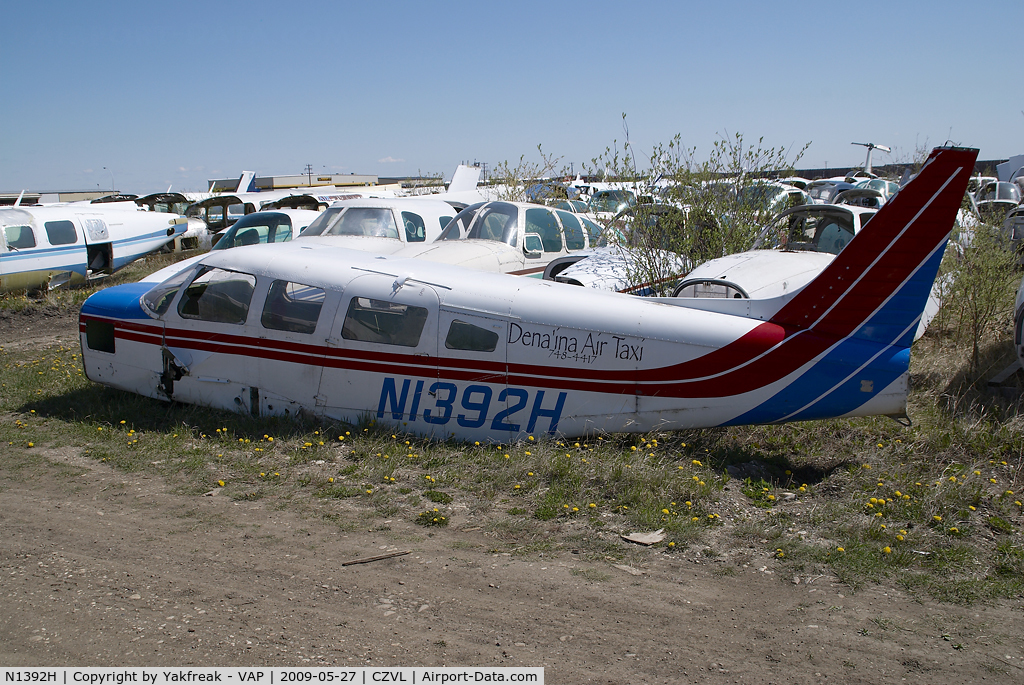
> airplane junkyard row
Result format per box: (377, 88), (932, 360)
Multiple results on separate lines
(76, 147), (980, 441)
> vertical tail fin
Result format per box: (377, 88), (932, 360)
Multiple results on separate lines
(770, 146), (977, 345)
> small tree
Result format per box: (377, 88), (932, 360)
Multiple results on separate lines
(942, 222), (1019, 373)
(488, 145), (567, 202)
(588, 117), (809, 294)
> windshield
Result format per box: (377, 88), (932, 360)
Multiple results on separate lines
(299, 207), (343, 236)
(323, 208), (399, 238)
(588, 190), (636, 213)
(142, 267), (193, 318)
(439, 202), (519, 246)
(213, 213), (293, 250)
(736, 184), (786, 211)
(754, 209), (857, 255)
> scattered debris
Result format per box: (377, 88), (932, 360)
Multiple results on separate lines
(621, 529), (666, 545)
(613, 564), (644, 576)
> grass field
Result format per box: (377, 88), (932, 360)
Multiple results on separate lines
(2, 251), (1023, 604)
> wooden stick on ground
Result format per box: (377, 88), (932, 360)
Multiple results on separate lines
(341, 550), (411, 566)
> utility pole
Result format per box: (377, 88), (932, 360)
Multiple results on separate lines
(304, 163), (314, 186)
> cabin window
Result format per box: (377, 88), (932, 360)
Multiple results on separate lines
(342, 297), (427, 347)
(177, 267), (256, 325)
(445, 320), (498, 352)
(557, 211), (586, 250)
(261, 280), (325, 334)
(401, 211), (426, 242)
(4, 225), (36, 249)
(525, 208), (563, 252)
(206, 206), (225, 229)
(44, 221), (78, 245)
(439, 216), (453, 230)
(580, 217), (605, 246)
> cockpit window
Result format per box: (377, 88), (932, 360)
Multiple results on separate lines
(321, 208), (399, 238)
(177, 267), (256, 325)
(261, 280), (325, 334)
(587, 190), (635, 213)
(299, 207), (343, 236)
(438, 203), (519, 246)
(142, 267), (193, 317)
(342, 297), (428, 347)
(466, 203), (519, 245)
(4, 225), (36, 249)
(213, 213), (293, 250)
(754, 210), (857, 255)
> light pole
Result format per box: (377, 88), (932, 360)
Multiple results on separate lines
(103, 167), (115, 192)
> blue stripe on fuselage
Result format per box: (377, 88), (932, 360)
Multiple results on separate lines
(722, 244), (946, 425)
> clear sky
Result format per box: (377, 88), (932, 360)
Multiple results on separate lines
(2, 0), (1022, 194)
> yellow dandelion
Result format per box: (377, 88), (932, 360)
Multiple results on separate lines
(217, 480), (225, 487)
(366, 489), (372, 494)
(896, 534), (904, 541)
(862, 464), (871, 469)
(662, 508), (670, 515)
(528, 435), (534, 441)
(767, 494), (775, 501)
(837, 547), (845, 552)
(933, 515), (942, 522)
(668, 542), (675, 548)
(328, 477), (334, 483)
(882, 546), (891, 554)
(692, 459), (702, 466)
(588, 503), (596, 508)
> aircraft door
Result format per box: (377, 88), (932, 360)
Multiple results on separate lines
(250, 279), (335, 418)
(318, 274), (440, 430)
(159, 266), (262, 413)
(436, 308), (509, 441)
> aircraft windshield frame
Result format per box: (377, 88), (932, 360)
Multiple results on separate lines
(213, 212), (293, 250)
(753, 207), (857, 255)
(438, 202), (519, 246)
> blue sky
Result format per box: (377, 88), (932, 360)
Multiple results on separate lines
(2, 0), (1022, 194)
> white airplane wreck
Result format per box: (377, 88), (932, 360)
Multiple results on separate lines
(1, 204), (187, 293)
(78, 147), (976, 441)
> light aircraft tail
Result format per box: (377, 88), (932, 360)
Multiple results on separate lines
(677, 146), (977, 425)
(448, 164), (482, 193)
(235, 171), (256, 194)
